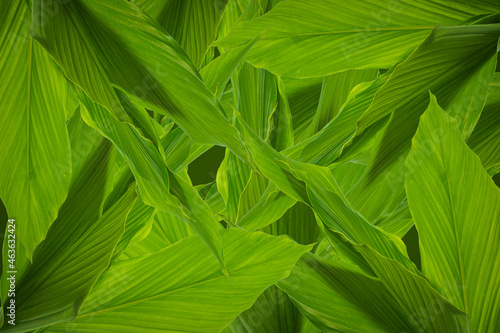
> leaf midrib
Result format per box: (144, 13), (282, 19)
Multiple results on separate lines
(247, 26), (436, 39)
(26, 36), (32, 255)
(443, 157), (469, 313)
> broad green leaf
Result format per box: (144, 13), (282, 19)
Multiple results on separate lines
(205, 183), (228, 220)
(32, 0), (250, 164)
(217, 0), (499, 78)
(238, 119), (308, 202)
(405, 94), (500, 331)
(278, 252), (468, 333)
(263, 201), (319, 246)
(236, 171), (268, 221)
(286, 162), (414, 270)
(66, 107), (104, 184)
(114, 89), (166, 156)
(356, 242), (470, 333)
(215, 63), (294, 226)
(374, 200), (414, 238)
(102, 163), (134, 213)
(44, 229), (312, 333)
(136, 0), (229, 68)
(9, 187), (136, 332)
(218, 0), (276, 42)
(217, 0), (251, 40)
(330, 162), (366, 194)
(1, 134), (137, 332)
(0, 0), (71, 260)
(78, 92), (173, 210)
(153, 210), (196, 245)
(317, 224), (375, 276)
(229, 284), (318, 333)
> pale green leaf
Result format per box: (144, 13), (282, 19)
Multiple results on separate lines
(0, 0), (72, 260)
(405, 94), (500, 331)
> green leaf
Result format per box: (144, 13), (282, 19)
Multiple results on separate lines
(283, 74), (388, 165)
(112, 197), (157, 260)
(0, 0), (72, 260)
(468, 73), (500, 174)
(44, 229), (312, 333)
(136, 0), (229, 68)
(229, 284), (317, 333)
(236, 62), (277, 139)
(374, 200), (414, 238)
(201, 34), (263, 98)
(268, 77), (294, 150)
(217, 0), (499, 78)
(231, 202), (318, 332)
(162, 127), (212, 174)
(286, 162), (414, 270)
(2, 134), (137, 332)
(217, 149), (252, 222)
(217, 0), (251, 40)
(119, 210), (195, 260)
(356, 25), (499, 176)
(405, 93), (500, 331)
(283, 77), (323, 141)
(235, 171), (268, 222)
(237, 184), (296, 231)
(279, 252), (469, 333)
(239, 117), (416, 274)
(348, 24), (499, 222)
(32, 0), (250, 164)
(300, 69), (378, 140)
(78, 91), (226, 274)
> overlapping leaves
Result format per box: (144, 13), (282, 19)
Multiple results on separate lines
(1, 0), (500, 332)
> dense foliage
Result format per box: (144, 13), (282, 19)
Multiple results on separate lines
(1, 0), (499, 332)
